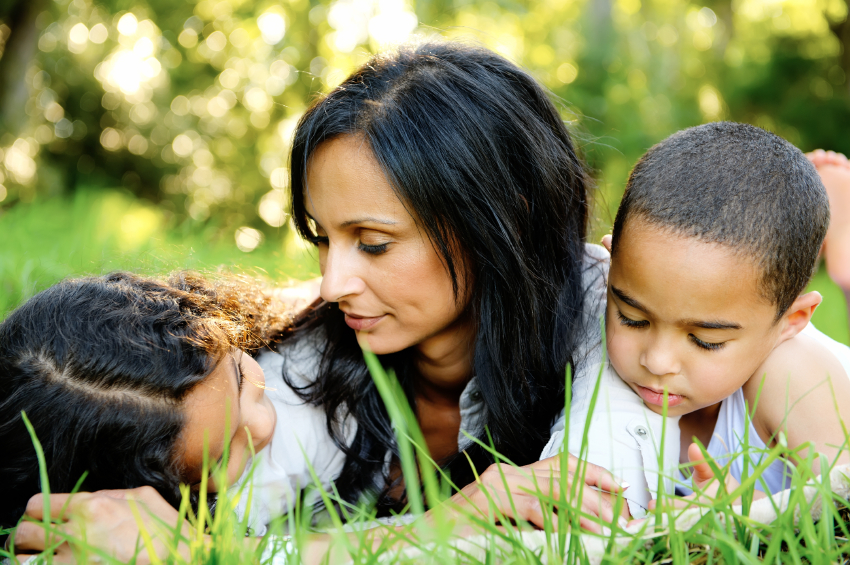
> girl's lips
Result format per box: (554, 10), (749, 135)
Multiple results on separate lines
(344, 313), (386, 331)
(636, 385), (684, 408)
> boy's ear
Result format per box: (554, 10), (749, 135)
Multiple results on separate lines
(601, 234), (613, 253)
(777, 291), (822, 343)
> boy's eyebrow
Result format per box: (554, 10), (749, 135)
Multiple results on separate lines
(612, 285), (742, 330)
(683, 319), (743, 331)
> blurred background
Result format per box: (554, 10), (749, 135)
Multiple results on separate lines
(1, 0), (848, 342)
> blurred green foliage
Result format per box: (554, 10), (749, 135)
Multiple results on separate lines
(1, 0), (849, 234)
(0, 0), (849, 339)
(0, 187), (320, 317)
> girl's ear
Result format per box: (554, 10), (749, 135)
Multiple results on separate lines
(601, 234), (613, 253)
(778, 291), (822, 343)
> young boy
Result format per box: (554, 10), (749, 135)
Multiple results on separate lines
(542, 122), (850, 518)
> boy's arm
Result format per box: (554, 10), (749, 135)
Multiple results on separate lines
(746, 332), (850, 474)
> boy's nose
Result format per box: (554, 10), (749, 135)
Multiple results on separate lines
(639, 343), (681, 377)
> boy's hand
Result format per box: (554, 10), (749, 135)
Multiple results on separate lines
(647, 443), (763, 512)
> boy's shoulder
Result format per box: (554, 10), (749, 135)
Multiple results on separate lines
(743, 323), (850, 439)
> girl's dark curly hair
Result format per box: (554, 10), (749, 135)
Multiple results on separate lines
(0, 271), (292, 528)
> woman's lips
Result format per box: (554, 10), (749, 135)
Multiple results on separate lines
(344, 313), (386, 331)
(635, 385), (684, 408)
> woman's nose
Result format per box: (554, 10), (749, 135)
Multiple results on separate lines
(639, 338), (681, 377)
(319, 245), (367, 302)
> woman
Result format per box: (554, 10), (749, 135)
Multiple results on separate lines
(12, 40), (623, 562)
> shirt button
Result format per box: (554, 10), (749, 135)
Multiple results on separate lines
(634, 425), (648, 438)
(470, 391), (482, 401)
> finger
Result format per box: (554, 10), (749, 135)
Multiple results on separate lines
(13, 520), (71, 553)
(581, 492), (616, 525)
(688, 443), (715, 486)
(25, 493), (90, 521)
(567, 457), (626, 493)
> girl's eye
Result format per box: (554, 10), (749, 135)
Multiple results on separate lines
(358, 242), (389, 255)
(689, 335), (726, 351)
(617, 310), (649, 329)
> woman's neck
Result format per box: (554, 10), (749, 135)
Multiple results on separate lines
(413, 318), (476, 404)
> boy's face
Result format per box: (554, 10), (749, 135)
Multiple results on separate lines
(606, 220), (784, 417)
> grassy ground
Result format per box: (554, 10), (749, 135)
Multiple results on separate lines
(3, 355), (850, 565)
(0, 189), (320, 319)
(3, 190), (850, 564)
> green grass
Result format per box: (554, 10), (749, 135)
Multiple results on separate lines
(0, 188), (320, 319)
(4, 191), (850, 563)
(4, 356), (850, 565)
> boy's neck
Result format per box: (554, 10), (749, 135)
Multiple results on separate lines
(678, 403), (722, 464)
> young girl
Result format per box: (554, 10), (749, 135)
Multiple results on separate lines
(0, 271), (293, 529)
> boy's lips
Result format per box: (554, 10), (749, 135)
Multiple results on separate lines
(635, 384), (684, 408)
(344, 312), (386, 331)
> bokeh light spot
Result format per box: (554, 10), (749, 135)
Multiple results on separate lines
(117, 13), (138, 36)
(258, 12), (286, 45)
(235, 226), (263, 252)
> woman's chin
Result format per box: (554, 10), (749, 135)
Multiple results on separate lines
(354, 330), (406, 356)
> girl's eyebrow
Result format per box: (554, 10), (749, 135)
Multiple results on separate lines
(234, 353), (244, 394)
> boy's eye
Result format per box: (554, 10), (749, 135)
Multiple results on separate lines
(689, 334), (726, 351)
(617, 310), (649, 329)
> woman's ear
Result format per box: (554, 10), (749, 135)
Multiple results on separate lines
(601, 234), (613, 253)
(778, 291), (822, 343)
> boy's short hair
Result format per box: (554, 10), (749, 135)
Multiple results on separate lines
(611, 121), (829, 319)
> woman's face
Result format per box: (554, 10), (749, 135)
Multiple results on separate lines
(304, 135), (470, 356)
(178, 350), (276, 490)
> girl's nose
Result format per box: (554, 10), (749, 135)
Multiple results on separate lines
(319, 245), (367, 302)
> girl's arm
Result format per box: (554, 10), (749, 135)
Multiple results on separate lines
(12, 455), (627, 564)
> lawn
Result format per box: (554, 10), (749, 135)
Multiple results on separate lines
(3, 189), (850, 564)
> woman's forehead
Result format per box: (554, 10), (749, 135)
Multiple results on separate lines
(304, 136), (410, 228)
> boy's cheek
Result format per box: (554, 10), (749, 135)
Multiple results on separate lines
(606, 331), (634, 376)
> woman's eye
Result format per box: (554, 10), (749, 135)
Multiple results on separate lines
(358, 242), (389, 255)
(617, 310), (649, 329)
(690, 335), (726, 351)
(307, 235), (329, 247)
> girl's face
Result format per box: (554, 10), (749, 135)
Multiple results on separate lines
(178, 350), (276, 490)
(303, 135), (472, 357)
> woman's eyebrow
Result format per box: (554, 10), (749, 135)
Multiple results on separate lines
(340, 217), (397, 228)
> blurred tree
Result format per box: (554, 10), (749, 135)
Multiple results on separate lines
(0, 0), (847, 245)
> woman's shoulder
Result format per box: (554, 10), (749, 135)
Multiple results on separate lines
(580, 243), (610, 299)
(570, 243), (609, 361)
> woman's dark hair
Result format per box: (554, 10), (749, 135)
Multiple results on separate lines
(0, 271), (291, 528)
(288, 40), (590, 512)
